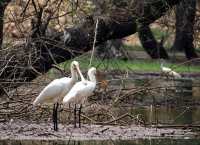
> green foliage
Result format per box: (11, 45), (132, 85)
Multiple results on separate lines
(123, 44), (144, 51)
(59, 54), (200, 73)
(151, 28), (170, 40)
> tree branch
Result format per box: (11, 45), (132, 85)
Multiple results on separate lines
(64, 0), (182, 49)
(0, 0), (182, 89)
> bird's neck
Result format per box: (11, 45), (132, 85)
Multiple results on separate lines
(160, 63), (164, 69)
(71, 69), (78, 81)
(79, 70), (86, 82)
(88, 73), (96, 83)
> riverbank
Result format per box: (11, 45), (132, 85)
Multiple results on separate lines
(0, 120), (197, 140)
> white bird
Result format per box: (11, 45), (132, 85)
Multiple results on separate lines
(33, 61), (81, 131)
(160, 62), (181, 78)
(63, 67), (97, 128)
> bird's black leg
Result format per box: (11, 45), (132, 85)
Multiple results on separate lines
(54, 102), (59, 131)
(59, 103), (63, 112)
(78, 104), (82, 128)
(68, 103), (71, 123)
(74, 104), (77, 128)
(53, 103), (56, 131)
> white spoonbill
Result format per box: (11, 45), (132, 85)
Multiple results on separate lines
(160, 62), (181, 78)
(63, 67), (97, 128)
(33, 61), (81, 131)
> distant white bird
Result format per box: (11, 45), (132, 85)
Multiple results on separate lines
(33, 61), (80, 131)
(160, 62), (181, 78)
(63, 67), (97, 128)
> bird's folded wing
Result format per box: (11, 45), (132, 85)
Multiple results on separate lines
(33, 79), (63, 105)
(63, 82), (95, 104)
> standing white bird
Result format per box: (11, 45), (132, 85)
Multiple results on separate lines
(160, 62), (181, 78)
(63, 67), (97, 128)
(33, 61), (81, 131)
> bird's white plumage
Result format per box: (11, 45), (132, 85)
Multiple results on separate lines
(63, 81), (95, 104)
(161, 63), (181, 78)
(33, 61), (80, 106)
(33, 77), (74, 105)
(63, 67), (96, 105)
(161, 66), (172, 72)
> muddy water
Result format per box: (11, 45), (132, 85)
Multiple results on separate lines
(63, 77), (200, 125)
(1, 139), (200, 145)
(84, 77), (200, 125)
(129, 106), (200, 125)
(121, 78), (200, 125)
(1, 77), (200, 143)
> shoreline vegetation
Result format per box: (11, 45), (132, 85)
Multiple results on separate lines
(57, 53), (200, 73)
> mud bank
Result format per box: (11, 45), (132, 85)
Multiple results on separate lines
(0, 120), (197, 140)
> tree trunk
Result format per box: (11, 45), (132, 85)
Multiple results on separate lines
(0, 5), (4, 48)
(64, 0), (182, 52)
(0, 0), (182, 89)
(0, 0), (11, 49)
(172, 0), (198, 59)
(138, 25), (169, 59)
(96, 39), (129, 60)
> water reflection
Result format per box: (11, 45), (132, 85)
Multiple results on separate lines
(117, 75), (200, 124)
(1, 139), (200, 145)
(113, 106), (200, 125)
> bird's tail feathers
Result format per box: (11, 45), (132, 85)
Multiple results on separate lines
(63, 93), (76, 104)
(32, 96), (41, 106)
(32, 99), (38, 106)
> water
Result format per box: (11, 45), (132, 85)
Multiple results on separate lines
(129, 106), (200, 125)
(100, 77), (200, 125)
(1, 78), (200, 144)
(1, 139), (200, 145)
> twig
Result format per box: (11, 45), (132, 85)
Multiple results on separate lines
(20, 0), (31, 17)
(31, 0), (39, 16)
(102, 113), (130, 125)
(94, 127), (110, 135)
(153, 124), (200, 129)
(81, 114), (96, 123)
(100, 127), (109, 133)
(52, 64), (68, 76)
(171, 107), (190, 123)
(172, 58), (200, 70)
(0, 84), (10, 98)
(89, 19), (99, 68)
(0, 55), (14, 76)
(44, 43), (58, 65)
(30, 66), (42, 76)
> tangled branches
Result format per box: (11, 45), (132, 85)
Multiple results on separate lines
(0, 69), (199, 126)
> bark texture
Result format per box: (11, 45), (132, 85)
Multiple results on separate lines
(64, 0), (182, 48)
(172, 0), (198, 59)
(0, 0), (11, 48)
(138, 25), (169, 59)
(0, 0), (182, 89)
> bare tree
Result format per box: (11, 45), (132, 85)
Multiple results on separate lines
(172, 0), (198, 59)
(138, 24), (169, 59)
(0, 0), (11, 48)
(0, 0), (182, 89)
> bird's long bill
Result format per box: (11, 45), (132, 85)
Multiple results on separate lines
(75, 65), (85, 81)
